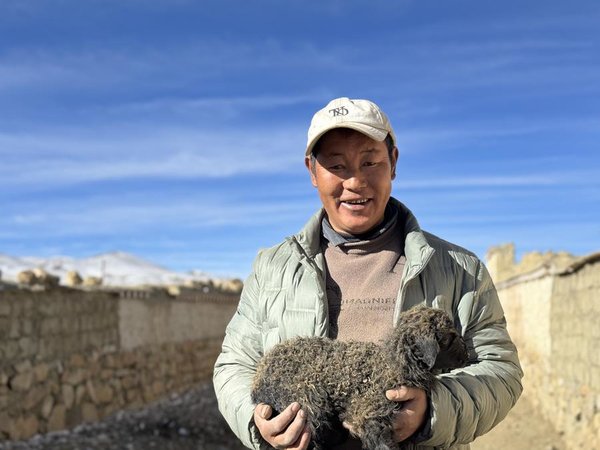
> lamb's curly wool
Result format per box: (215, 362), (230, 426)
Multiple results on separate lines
(251, 306), (468, 450)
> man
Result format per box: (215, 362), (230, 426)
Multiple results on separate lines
(214, 98), (523, 450)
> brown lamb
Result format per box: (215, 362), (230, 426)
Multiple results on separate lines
(251, 305), (469, 450)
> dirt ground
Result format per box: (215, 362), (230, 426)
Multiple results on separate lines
(0, 383), (565, 450)
(471, 394), (565, 450)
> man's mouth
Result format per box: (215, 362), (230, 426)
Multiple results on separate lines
(340, 198), (371, 210)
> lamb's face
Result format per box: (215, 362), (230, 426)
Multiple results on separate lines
(389, 306), (468, 372)
(432, 321), (468, 371)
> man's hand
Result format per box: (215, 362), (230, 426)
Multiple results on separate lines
(385, 386), (428, 443)
(253, 402), (311, 449)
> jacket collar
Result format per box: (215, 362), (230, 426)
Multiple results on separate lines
(291, 208), (325, 259)
(292, 197), (435, 273)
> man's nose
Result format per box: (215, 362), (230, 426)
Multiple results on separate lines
(343, 169), (367, 190)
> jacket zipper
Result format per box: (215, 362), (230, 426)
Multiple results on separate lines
(288, 236), (329, 337)
(394, 247), (436, 325)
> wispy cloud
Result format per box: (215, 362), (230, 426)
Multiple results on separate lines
(395, 116), (600, 153)
(0, 0), (598, 276)
(0, 125), (306, 186)
(1, 111), (597, 189)
(106, 93), (329, 116)
(2, 25), (597, 99)
(0, 40), (340, 93)
(397, 172), (599, 189)
(3, 193), (314, 237)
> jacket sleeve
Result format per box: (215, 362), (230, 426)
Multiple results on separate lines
(419, 260), (523, 449)
(213, 254), (271, 450)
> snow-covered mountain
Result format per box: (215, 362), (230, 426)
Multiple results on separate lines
(0, 251), (218, 288)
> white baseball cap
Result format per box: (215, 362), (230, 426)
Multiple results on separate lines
(305, 97), (396, 156)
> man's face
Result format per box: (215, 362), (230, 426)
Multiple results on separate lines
(305, 129), (398, 235)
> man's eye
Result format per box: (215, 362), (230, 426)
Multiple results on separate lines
(363, 161), (377, 167)
(329, 165), (344, 170)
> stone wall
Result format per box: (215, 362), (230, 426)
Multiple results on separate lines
(0, 287), (238, 441)
(0, 289), (119, 367)
(492, 249), (600, 450)
(549, 260), (600, 449)
(487, 242), (576, 283)
(118, 290), (237, 350)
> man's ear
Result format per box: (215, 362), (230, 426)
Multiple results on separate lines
(390, 146), (399, 180)
(305, 156), (318, 187)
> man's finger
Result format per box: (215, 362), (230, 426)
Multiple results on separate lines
(260, 404), (272, 419)
(386, 386), (410, 401)
(342, 420), (355, 432)
(253, 403), (272, 427)
(391, 411), (415, 442)
(277, 414), (310, 449)
(268, 402), (301, 433)
(277, 411), (308, 448)
(290, 425), (311, 450)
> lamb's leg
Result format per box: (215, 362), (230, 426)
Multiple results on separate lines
(308, 410), (348, 450)
(344, 395), (397, 450)
(358, 417), (396, 450)
(344, 410), (395, 449)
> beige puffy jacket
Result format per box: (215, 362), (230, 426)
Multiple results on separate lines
(214, 199), (523, 449)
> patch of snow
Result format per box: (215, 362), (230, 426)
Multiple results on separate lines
(0, 251), (220, 288)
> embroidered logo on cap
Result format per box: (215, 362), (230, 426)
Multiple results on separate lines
(328, 106), (349, 117)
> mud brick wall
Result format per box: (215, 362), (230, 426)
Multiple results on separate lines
(496, 257), (600, 450)
(0, 289), (119, 366)
(0, 287), (238, 441)
(548, 262), (600, 449)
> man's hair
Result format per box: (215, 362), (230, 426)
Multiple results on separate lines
(310, 129), (395, 172)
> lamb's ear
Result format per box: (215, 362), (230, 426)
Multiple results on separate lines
(414, 336), (440, 370)
(434, 335), (469, 370)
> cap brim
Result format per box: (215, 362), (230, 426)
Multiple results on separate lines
(305, 123), (389, 156)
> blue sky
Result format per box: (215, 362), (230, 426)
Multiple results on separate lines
(1, 0), (599, 277)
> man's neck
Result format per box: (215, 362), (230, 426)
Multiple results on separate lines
(322, 202), (398, 246)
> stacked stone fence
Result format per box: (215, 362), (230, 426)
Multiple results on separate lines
(0, 286), (239, 441)
(490, 249), (600, 450)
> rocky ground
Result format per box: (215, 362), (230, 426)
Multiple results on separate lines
(0, 381), (564, 450)
(0, 382), (245, 450)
